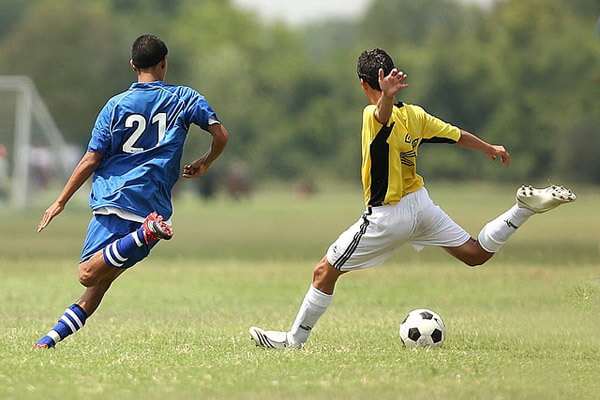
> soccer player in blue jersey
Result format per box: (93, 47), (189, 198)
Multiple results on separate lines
(34, 34), (229, 349)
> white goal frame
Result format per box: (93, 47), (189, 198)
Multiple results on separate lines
(0, 76), (70, 208)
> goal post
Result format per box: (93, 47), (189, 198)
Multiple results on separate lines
(0, 76), (71, 208)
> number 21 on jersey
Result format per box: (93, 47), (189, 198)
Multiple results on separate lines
(123, 112), (167, 153)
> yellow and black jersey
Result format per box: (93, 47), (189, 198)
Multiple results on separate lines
(361, 102), (461, 207)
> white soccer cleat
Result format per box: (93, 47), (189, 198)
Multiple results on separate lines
(249, 326), (303, 350)
(516, 185), (576, 213)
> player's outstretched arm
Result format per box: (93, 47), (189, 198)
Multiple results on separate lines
(456, 130), (510, 168)
(182, 123), (229, 179)
(374, 68), (409, 125)
(37, 151), (102, 232)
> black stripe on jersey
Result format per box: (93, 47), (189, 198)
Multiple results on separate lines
(419, 137), (457, 145)
(368, 122), (394, 207)
(333, 211), (371, 270)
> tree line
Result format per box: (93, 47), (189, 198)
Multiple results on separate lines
(0, 0), (598, 185)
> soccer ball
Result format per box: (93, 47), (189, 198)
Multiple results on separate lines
(399, 309), (445, 348)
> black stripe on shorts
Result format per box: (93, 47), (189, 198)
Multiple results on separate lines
(333, 209), (371, 270)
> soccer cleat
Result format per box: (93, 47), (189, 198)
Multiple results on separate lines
(34, 335), (55, 349)
(516, 185), (576, 213)
(142, 212), (173, 243)
(249, 326), (304, 350)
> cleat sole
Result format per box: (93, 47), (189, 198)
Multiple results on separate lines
(516, 184), (576, 213)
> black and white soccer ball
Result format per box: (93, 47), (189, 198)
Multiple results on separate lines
(399, 309), (445, 348)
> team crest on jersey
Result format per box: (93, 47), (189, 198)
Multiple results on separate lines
(400, 134), (419, 167)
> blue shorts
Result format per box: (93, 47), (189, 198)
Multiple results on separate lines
(80, 214), (156, 269)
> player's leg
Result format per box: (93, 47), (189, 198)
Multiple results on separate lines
(475, 185), (575, 256)
(78, 251), (119, 287)
(286, 256), (345, 346)
(443, 202), (535, 265)
(249, 256), (344, 349)
(410, 187), (478, 264)
(443, 237), (493, 266)
(34, 212), (172, 349)
(79, 212), (172, 286)
(33, 266), (125, 350)
(442, 185), (576, 265)
(76, 266), (125, 316)
(250, 206), (408, 349)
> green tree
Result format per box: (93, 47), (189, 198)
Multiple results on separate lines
(481, 0), (600, 181)
(0, 0), (131, 142)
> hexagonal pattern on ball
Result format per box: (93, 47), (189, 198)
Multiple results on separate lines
(399, 308), (446, 348)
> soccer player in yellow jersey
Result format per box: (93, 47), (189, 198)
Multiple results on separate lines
(249, 48), (576, 349)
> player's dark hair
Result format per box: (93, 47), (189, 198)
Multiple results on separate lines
(131, 34), (168, 69)
(357, 48), (395, 91)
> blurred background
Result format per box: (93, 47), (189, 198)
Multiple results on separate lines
(0, 0), (598, 207)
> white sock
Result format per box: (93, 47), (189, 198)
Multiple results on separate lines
(287, 285), (333, 346)
(478, 204), (535, 253)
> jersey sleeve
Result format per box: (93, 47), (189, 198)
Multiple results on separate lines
(86, 102), (113, 155)
(418, 106), (461, 143)
(185, 92), (219, 131)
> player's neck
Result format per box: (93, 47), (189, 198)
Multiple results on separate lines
(368, 90), (385, 105)
(137, 71), (163, 83)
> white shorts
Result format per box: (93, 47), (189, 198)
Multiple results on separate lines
(326, 187), (471, 271)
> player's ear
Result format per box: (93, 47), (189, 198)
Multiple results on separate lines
(360, 78), (370, 91)
(130, 59), (138, 74)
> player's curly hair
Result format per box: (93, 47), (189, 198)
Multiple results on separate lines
(357, 48), (395, 91)
(131, 34), (168, 69)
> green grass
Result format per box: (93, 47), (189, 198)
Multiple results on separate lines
(0, 182), (599, 399)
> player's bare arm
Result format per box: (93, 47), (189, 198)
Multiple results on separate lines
(182, 123), (229, 179)
(374, 68), (409, 124)
(37, 151), (103, 232)
(456, 130), (510, 167)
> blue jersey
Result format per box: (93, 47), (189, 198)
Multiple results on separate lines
(87, 80), (218, 220)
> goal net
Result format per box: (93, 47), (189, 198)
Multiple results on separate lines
(0, 76), (74, 209)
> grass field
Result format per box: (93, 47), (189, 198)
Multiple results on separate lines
(1, 182), (599, 400)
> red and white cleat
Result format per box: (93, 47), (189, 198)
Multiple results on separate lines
(142, 212), (174, 244)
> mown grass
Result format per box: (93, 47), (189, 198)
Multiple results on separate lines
(0, 182), (598, 399)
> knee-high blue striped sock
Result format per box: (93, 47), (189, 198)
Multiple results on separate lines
(102, 227), (146, 268)
(36, 304), (87, 348)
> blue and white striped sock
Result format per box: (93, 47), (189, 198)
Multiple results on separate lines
(36, 304), (87, 348)
(102, 228), (145, 268)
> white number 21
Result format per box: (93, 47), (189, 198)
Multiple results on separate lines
(123, 113), (167, 154)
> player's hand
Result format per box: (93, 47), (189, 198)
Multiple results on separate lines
(182, 157), (211, 179)
(487, 145), (510, 167)
(378, 68), (409, 98)
(37, 201), (65, 232)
